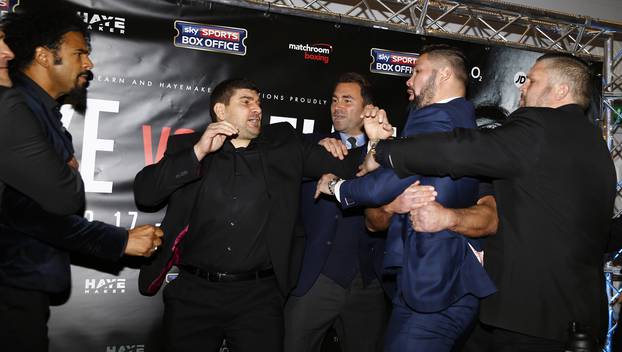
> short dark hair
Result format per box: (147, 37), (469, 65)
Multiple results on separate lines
(535, 53), (592, 109)
(334, 72), (374, 105)
(210, 78), (260, 121)
(0, 4), (89, 72)
(420, 44), (469, 88)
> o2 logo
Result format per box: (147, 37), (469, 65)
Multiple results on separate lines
(471, 66), (482, 82)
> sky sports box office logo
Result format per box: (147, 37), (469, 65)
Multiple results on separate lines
(174, 21), (247, 56)
(0, 0), (18, 16)
(370, 48), (418, 77)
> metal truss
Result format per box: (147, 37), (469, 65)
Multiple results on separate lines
(605, 37), (622, 352)
(250, 0), (622, 61)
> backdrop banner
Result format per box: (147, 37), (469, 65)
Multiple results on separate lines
(5, 0), (601, 351)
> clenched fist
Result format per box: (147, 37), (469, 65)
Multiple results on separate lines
(124, 224), (164, 257)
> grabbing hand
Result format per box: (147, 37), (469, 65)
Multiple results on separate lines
(124, 224), (164, 257)
(385, 181), (437, 214)
(314, 173), (338, 199)
(356, 151), (381, 177)
(193, 121), (238, 161)
(319, 138), (348, 160)
(410, 201), (455, 233)
(361, 104), (393, 141)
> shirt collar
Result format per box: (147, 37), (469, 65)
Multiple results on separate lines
(435, 96), (462, 104)
(12, 72), (60, 114)
(338, 132), (366, 149)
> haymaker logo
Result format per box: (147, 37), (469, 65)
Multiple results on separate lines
(84, 278), (126, 294)
(77, 11), (126, 35)
(106, 345), (144, 352)
(174, 21), (247, 56)
(0, 0), (19, 16)
(370, 48), (418, 77)
(288, 43), (332, 64)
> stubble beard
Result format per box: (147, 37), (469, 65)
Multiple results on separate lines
(414, 72), (437, 108)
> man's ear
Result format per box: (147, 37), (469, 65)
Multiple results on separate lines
(555, 83), (570, 101)
(214, 102), (226, 121)
(438, 66), (452, 82)
(33, 47), (52, 68)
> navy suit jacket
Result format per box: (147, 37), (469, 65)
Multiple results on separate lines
(292, 132), (385, 297)
(0, 75), (126, 294)
(339, 98), (496, 312)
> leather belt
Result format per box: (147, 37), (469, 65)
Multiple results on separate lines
(180, 265), (275, 282)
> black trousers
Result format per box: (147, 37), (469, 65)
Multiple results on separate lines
(162, 271), (284, 352)
(284, 274), (388, 352)
(0, 285), (50, 352)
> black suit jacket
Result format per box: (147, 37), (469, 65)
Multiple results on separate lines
(375, 104), (616, 342)
(0, 86), (84, 215)
(134, 122), (361, 296)
(0, 85), (125, 294)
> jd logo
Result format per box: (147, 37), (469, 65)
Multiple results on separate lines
(514, 72), (527, 87)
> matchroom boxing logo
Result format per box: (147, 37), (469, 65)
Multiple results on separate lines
(370, 48), (418, 77)
(288, 43), (333, 64)
(174, 21), (248, 56)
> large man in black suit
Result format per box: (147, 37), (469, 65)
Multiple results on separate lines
(134, 78), (362, 352)
(360, 53), (616, 350)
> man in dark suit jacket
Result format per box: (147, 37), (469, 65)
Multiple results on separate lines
(0, 9), (163, 351)
(134, 78), (362, 352)
(317, 45), (496, 352)
(362, 53), (616, 350)
(284, 73), (388, 352)
(0, 28), (84, 215)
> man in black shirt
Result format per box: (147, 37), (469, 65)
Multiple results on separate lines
(134, 78), (362, 352)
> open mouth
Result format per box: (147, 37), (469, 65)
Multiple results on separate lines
(248, 116), (261, 127)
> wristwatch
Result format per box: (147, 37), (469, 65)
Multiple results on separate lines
(327, 177), (342, 195)
(368, 139), (379, 159)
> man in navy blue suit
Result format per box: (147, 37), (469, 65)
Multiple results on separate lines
(316, 45), (496, 351)
(284, 73), (388, 352)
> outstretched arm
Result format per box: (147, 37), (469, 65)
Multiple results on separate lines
(374, 109), (543, 179)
